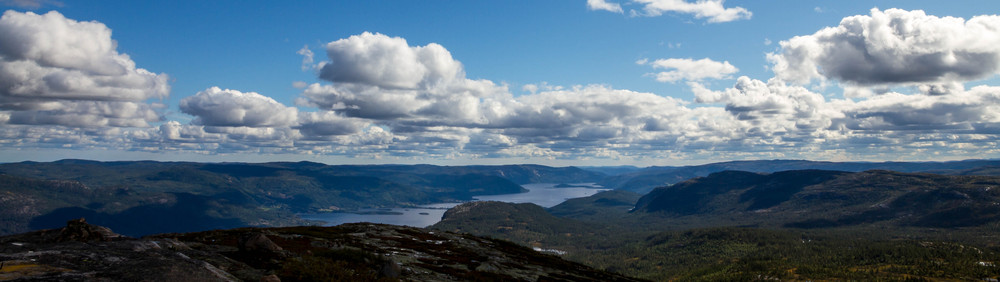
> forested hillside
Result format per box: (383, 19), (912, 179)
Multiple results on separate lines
(0, 160), (601, 236)
(433, 169), (1000, 281)
(600, 159), (1000, 193)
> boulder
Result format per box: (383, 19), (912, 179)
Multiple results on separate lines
(56, 218), (124, 242)
(238, 232), (282, 252)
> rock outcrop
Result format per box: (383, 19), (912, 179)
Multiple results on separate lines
(56, 218), (124, 242)
(0, 219), (239, 281)
(237, 232), (282, 252)
(0, 220), (641, 281)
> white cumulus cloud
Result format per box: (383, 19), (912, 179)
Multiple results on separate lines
(0, 10), (169, 127)
(296, 111), (367, 138)
(6, 100), (162, 127)
(319, 32), (466, 90)
(631, 0), (751, 23)
(641, 57), (739, 82)
(303, 32), (508, 125)
(587, 0), (623, 14)
(768, 8), (1000, 88)
(180, 87), (297, 128)
(296, 45), (314, 71)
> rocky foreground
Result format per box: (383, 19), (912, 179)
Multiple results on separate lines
(0, 219), (640, 281)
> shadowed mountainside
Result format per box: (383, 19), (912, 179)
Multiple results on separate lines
(547, 190), (642, 221)
(600, 159), (1000, 194)
(631, 169), (1000, 229)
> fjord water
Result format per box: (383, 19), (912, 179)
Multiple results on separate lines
(300, 183), (608, 227)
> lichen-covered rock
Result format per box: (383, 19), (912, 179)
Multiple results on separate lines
(0, 221), (642, 281)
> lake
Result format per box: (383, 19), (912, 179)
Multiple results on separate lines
(299, 183), (608, 228)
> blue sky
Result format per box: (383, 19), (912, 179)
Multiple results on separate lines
(2, 0), (1000, 166)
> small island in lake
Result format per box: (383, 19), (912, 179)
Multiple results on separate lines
(553, 183), (594, 188)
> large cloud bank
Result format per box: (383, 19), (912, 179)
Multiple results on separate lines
(768, 8), (1000, 90)
(0, 10), (168, 128)
(3, 8), (1000, 163)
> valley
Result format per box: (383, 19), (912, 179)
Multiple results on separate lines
(0, 160), (600, 236)
(3, 159), (1000, 280)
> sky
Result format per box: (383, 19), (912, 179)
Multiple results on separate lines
(2, 0), (1000, 166)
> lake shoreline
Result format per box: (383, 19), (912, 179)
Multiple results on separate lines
(299, 183), (608, 228)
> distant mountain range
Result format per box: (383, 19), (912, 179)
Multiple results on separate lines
(0, 160), (599, 236)
(593, 159), (1000, 193)
(4, 158), (1000, 237)
(632, 169), (1000, 229)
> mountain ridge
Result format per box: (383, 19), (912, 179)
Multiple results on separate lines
(600, 159), (1000, 193)
(0, 160), (604, 236)
(630, 169), (1000, 229)
(7, 158), (1000, 236)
